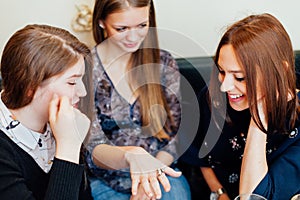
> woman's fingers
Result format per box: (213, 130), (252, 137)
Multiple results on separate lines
(131, 182), (156, 200)
(127, 148), (182, 198)
(163, 166), (182, 178)
(149, 173), (162, 199)
(130, 168), (183, 198)
(157, 171), (171, 193)
(141, 175), (153, 198)
(131, 174), (140, 196)
(131, 168), (181, 199)
(48, 93), (60, 124)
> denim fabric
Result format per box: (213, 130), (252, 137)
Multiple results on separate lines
(89, 174), (191, 200)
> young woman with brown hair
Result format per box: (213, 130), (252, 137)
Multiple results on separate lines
(0, 24), (92, 199)
(84, 0), (191, 199)
(182, 13), (300, 200)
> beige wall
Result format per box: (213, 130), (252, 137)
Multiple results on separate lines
(155, 0), (300, 57)
(0, 0), (95, 57)
(1, 0), (300, 58)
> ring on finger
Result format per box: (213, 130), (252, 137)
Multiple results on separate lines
(156, 168), (165, 177)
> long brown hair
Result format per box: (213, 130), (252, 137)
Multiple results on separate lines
(210, 13), (299, 134)
(1, 24), (90, 109)
(92, 0), (175, 140)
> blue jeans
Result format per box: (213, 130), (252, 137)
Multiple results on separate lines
(89, 174), (191, 200)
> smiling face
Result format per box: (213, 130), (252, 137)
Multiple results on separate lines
(217, 44), (248, 111)
(34, 56), (87, 110)
(101, 6), (150, 53)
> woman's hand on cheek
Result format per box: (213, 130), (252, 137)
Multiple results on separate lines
(49, 94), (90, 163)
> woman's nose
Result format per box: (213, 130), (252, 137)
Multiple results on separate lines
(220, 75), (234, 92)
(76, 81), (87, 97)
(126, 30), (138, 42)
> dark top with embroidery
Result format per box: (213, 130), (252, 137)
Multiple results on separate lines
(181, 87), (300, 199)
(85, 47), (181, 193)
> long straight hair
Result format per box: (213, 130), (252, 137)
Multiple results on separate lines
(92, 0), (175, 140)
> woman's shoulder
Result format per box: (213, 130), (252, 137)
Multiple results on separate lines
(159, 49), (175, 62)
(0, 130), (18, 158)
(267, 125), (300, 163)
(159, 49), (179, 72)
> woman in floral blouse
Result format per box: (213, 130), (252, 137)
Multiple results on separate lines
(83, 0), (191, 200)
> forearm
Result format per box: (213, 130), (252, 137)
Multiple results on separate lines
(201, 167), (224, 191)
(240, 120), (268, 194)
(155, 151), (174, 166)
(92, 144), (146, 170)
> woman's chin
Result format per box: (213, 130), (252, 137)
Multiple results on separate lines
(229, 102), (248, 111)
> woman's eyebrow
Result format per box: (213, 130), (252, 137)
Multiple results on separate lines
(67, 74), (83, 79)
(217, 63), (244, 73)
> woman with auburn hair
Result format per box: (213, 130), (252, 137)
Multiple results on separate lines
(181, 13), (300, 199)
(83, 0), (191, 199)
(0, 24), (92, 199)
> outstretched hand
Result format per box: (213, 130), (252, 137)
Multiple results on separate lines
(49, 94), (90, 163)
(125, 147), (181, 199)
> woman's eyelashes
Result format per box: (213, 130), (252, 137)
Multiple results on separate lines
(138, 23), (148, 28)
(67, 79), (78, 86)
(235, 77), (245, 82)
(217, 66), (245, 82)
(68, 82), (76, 86)
(115, 27), (127, 32)
(115, 23), (148, 32)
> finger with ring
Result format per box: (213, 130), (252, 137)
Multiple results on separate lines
(157, 173), (170, 192)
(156, 168), (165, 177)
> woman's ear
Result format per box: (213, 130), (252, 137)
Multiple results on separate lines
(27, 89), (34, 98)
(283, 60), (289, 71)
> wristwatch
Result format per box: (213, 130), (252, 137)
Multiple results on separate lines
(210, 188), (226, 200)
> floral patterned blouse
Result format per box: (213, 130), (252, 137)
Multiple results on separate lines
(85, 47), (181, 193)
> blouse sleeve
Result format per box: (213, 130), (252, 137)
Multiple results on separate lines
(159, 50), (182, 159)
(253, 135), (300, 199)
(84, 112), (111, 154)
(83, 48), (114, 154)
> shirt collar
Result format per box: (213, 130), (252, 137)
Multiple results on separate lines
(0, 92), (44, 149)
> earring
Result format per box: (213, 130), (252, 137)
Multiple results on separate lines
(99, 24), (104, 29)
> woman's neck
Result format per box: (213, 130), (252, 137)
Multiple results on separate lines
(9, 106), (47, 133)
(97, 40), (132, 69)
